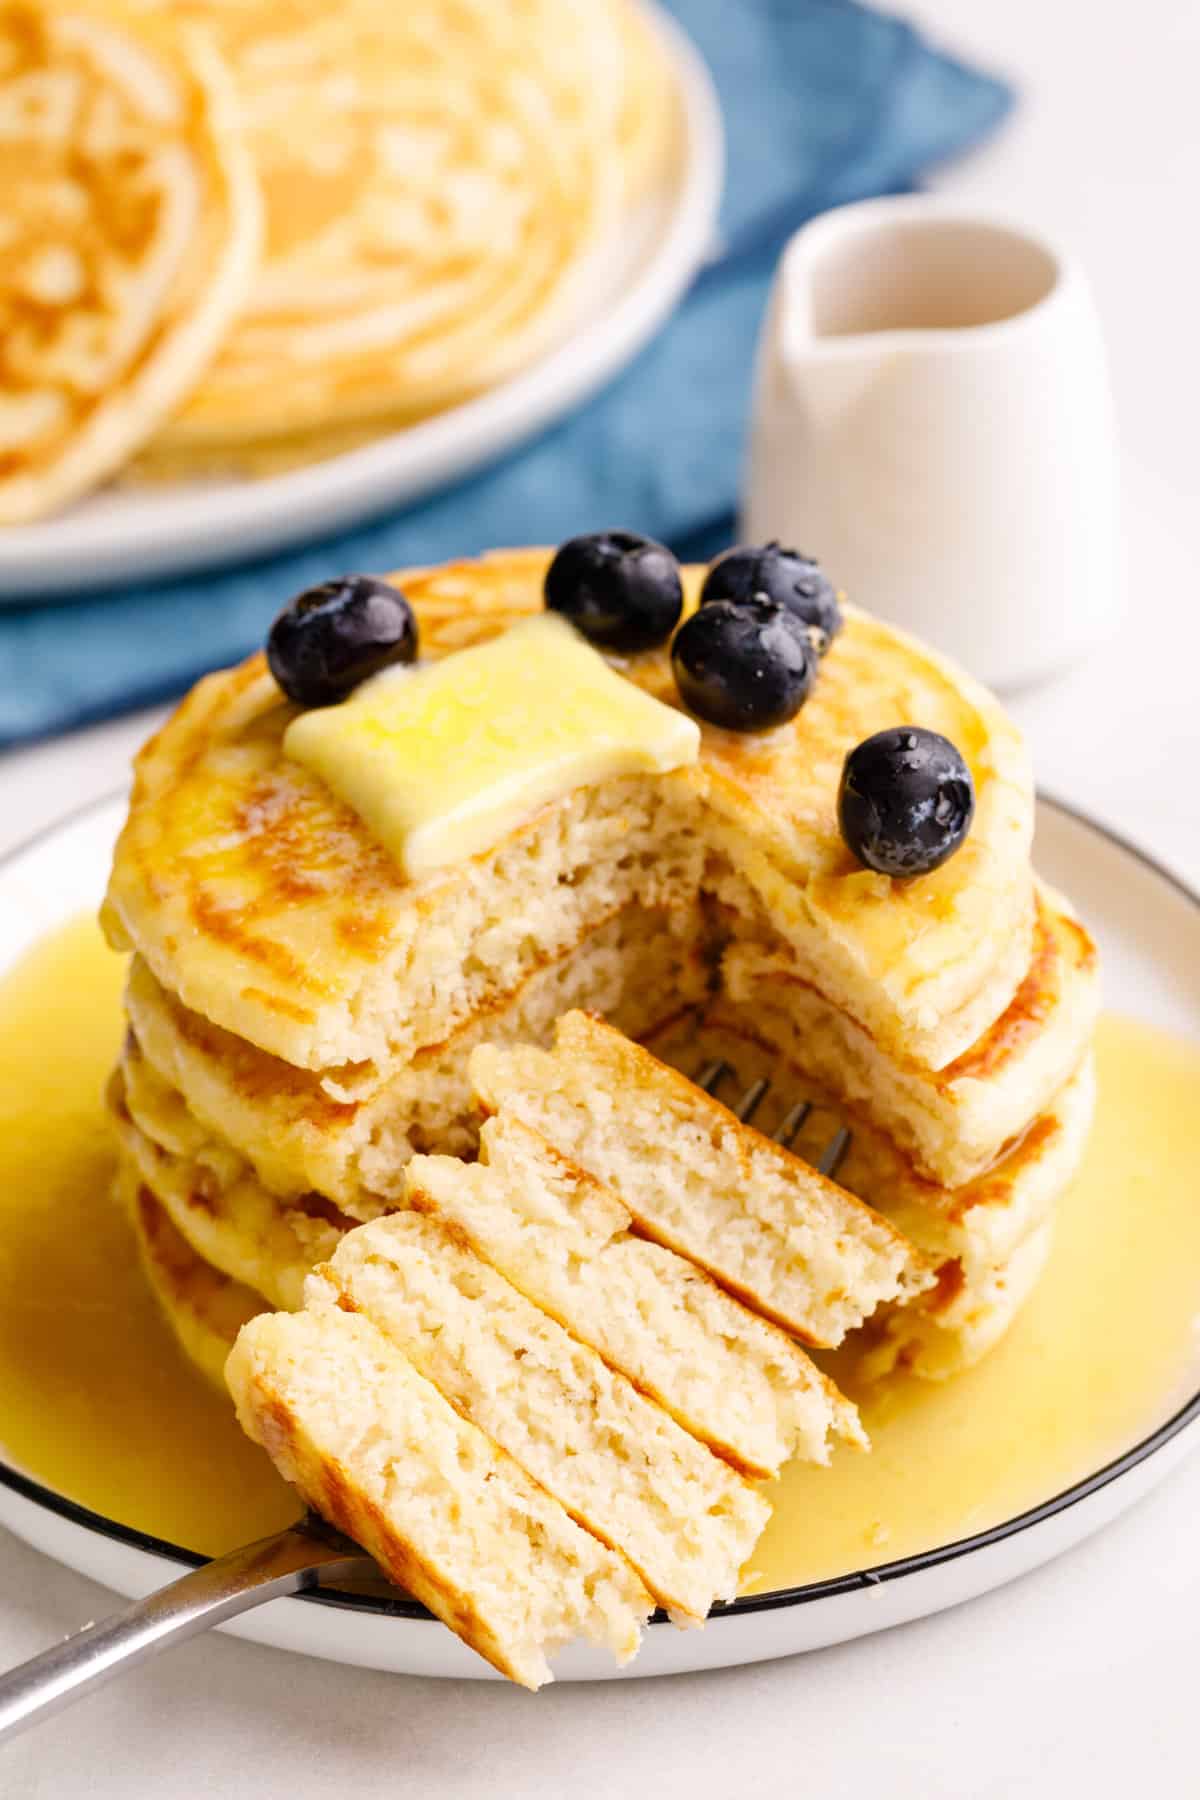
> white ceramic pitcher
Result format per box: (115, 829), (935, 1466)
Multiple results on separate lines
(741, 197), (1120, 690)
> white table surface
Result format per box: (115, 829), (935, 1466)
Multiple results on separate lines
(2, 3), (1199, 1795)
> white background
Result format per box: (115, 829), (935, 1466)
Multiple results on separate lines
(2, 2), (1199, 1793)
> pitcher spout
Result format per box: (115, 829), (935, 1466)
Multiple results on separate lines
(742, 196), (1118, 689)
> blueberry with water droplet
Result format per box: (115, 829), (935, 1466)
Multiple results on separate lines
(701, 542), (843, 653)
(839, 727), (975, 876)
(671, 596), (818, 731)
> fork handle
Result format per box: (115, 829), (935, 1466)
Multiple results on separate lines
(0, 1521), (364, 1745)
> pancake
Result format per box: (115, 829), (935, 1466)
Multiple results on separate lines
(123, 0), (661, 457)
(116, 1163), (265, 1388)
(2, 0), (679, 508)
(103, 552), (1034, 1081)
(103, 543), (1087, 1414)
(111, 1027), (1090, 1389)
(0, 1), (259, 522)
(407, 1112), (864, 1479)
(470, 1011), (932, 1347)
(109, 1059), (363, 1311)
(127, 409), (431, 484)
(831, 1055), (1094, 1286)
(644, 1029), (1086, 1383)
(309, 1211), (770, 1622)
(121, 876), (1090, 1248)
(114, 1039), (866, 1476)
(717, 885), (1100, 1188)
(121, 901), (712, 1209)
(650, 1019), (1097, 1290)
(856, 1219), (1057, 1382)
(227, 1305), (653, 1688)
(613, 0), (682, 204)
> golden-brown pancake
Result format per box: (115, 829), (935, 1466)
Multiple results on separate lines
(0, 1), (258, 521)
(121, 902), (711, 1209)
(120, 0), (665, 455)
(856, 1219), (1058, 1383)
(116, 1162), (265, 1389)
(109, 1060), (363, 1311)
(653, 1023), (1097, 1287)
(103, 553), (1034, 1082)
(717, 883), (1100, 1188)
(112, 1023), (1091, 1388)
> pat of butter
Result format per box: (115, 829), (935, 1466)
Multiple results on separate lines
(283, 613), (700, 877)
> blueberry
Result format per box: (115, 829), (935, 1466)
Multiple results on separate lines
(267, 576), (418, 707)
(700, 542), (842, 653)
(671, 597), (818, 732)
(544, 530), (683, 653)
(838, 728), (975, 877)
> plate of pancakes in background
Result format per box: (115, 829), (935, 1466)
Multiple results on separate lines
(0, 0), (722, 598)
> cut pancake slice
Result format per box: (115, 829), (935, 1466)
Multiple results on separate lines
(116, 1164), (265, 1388)
(226, 1307), (652, 1688)
(311, 1211), (770, 1621)
(122, 902), (711, 1211)
(721, 885), (1099, 1188)
(641, 1018), (1094, 1381)
(407, 1113), (863, 1479)
(118, 1002), (1089, 1394)
(470, 1011), (932, 1347)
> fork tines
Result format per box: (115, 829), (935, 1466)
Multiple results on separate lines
(694, 1059), (851, 1182)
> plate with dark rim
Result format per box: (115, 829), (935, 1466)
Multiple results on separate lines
(0, 791), (1197, 1680)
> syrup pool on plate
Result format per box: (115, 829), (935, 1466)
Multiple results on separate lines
(1, 915), (1199, 1581)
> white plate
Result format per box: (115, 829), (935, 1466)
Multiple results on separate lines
(0, 6), (723, 603)
(0, 793), (1198, 1680)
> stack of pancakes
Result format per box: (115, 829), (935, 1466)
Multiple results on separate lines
(103, 549), (1100, 1392)
(0, 0), (677, 518)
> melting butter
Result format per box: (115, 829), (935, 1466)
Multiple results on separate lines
(283, 614), (700, 877)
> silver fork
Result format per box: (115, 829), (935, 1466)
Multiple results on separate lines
(694, 1057), (852, 1180)
(0, 1513), (373, 1745)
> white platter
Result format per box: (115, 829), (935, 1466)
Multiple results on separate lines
(0, 6), (723, 603)
(0, 792), (1198, 1680)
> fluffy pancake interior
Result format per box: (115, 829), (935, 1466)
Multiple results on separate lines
(310, 1210), (770, 1621)
(225, 1305), (652, 1688)
(121, 901), (713, 1209)
(470, 1011), (933, 1348)
(406, 1112), (864, 1478)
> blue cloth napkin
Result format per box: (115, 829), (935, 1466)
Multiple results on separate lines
(0, 0), (1011, 747)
